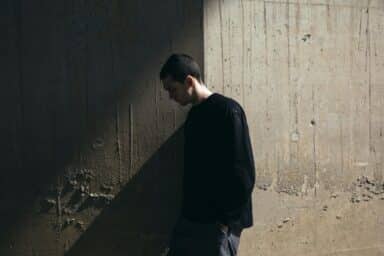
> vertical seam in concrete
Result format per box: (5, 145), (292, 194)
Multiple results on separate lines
(326, 1), (332, 33)
(228, 6), (233, 96)
(201, 0), (205, 82)
(116, 99), (123, 186)
(56, 188), (62, 233)
(294, 2), (299, 167)
(16, 0), (24, 171)
(367, 1), (372, 156)
(84, 1), (90, 136)
(312, 71), (318, 196)
(241, 0), (245, 105)
(348, 6), (354, 181)
(263, 0), (274, 189)
(286, 0), (291, 124)
(52, 24), (61, 245)
(310, 4), (318, 194)
(111, 24), (123, 186)
(155, 78), (159, 147)
(173, 106), (176, 129)
(286, 0), (295, 171)
(263, 1), (268, 77)
(55, 136), (62, 253)
(129, 103), (133, 176)
(218, 0), (225, 93)
(339, 114), (344, 177)
(358, 9), (363, 50)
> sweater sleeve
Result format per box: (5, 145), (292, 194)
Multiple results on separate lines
(215, 107), (256, 225)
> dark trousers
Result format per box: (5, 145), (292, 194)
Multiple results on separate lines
(167, 217), (242, 256)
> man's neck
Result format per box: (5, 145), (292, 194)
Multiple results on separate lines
(192, 85), (213, 106)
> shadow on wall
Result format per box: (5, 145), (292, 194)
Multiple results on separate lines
(1, 0), (202, 254)
(65, 128), (184, 256)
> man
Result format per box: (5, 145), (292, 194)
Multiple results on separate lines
(160, 54), (255, 256)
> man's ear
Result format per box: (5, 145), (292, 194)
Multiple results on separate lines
(185, 75), (194, 87)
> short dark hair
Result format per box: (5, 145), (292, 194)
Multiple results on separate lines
(159, 53), (202, 84)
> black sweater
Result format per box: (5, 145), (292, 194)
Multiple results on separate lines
(181, 93), (255, 229)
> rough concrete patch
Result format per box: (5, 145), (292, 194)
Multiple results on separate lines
(350, 176), (384, 203)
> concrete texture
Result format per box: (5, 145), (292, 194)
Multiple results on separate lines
(1, 0), (383, 255)
(1, 0), (202, 255)
(204, 0), (384, 255)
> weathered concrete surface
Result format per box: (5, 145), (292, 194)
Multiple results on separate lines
(239, 187), (384, 255)
(1, 0), (202, 255)
(204, 0), (384, 255)
(2, 0), (383, 255)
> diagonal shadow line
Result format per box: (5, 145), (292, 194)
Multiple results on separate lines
(65, 128), (184, 256)
(1, 0), (203, 252)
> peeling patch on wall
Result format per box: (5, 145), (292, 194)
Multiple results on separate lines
(40, 168), (115, 232)
(350, 175), (384, 203)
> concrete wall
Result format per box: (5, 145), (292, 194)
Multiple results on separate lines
(1, 0), (202, 255)
(1, 0), (383, 255)
(204, 0), (384, 255)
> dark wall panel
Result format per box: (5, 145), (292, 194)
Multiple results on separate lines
(0, 0), (203, 255)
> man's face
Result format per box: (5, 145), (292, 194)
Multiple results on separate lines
(162, 76), (192, 106)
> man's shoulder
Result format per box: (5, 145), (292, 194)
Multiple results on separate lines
(212, 93), (244, 115)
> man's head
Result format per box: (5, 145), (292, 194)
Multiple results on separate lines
(159, 54), (203, 106)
